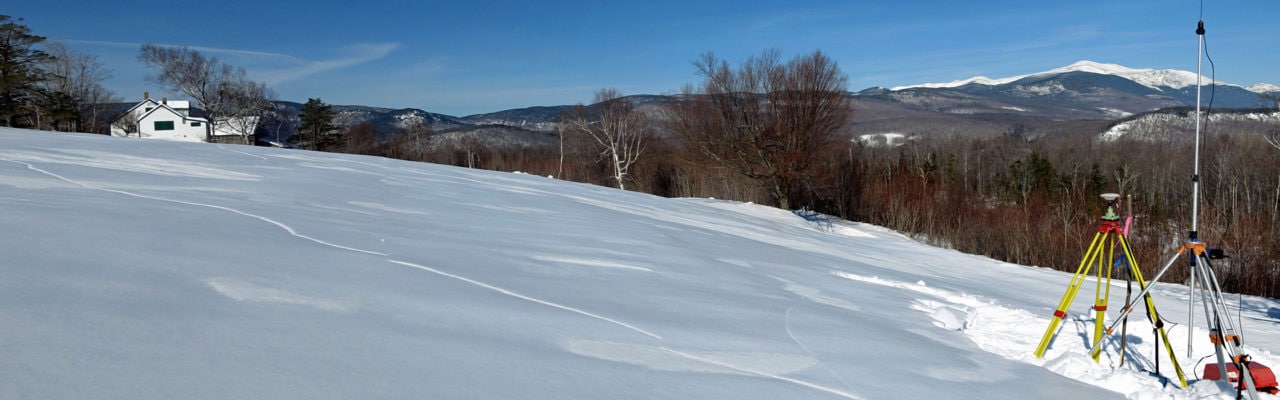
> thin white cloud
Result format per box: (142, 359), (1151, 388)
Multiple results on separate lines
(64, 39), (399, 85)
(256, 43), (400, 85)
(62, 39), (302, 62)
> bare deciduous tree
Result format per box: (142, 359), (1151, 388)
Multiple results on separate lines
(387, 120), (432, 162)
(339, 121), (383, 156)
(563, 88), (652, 190)
(667, 49), (853, 209)
(38, 41), (120, 133)
(260, 101), (297, 145)
(219, 82), (273, 144)
(1263, 92), (1280, 150)
(139, 44), (270, 144)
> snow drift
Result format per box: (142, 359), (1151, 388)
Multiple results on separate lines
(1, 128), (1278, 399)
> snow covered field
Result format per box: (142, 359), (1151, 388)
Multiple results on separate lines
(1, 128), (1278, 399)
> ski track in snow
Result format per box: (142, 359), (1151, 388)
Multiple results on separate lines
(348, 201), (434, 216)
(4, 157), (662, 342)
(564, 339), (861, 399)
(659, 346), (864, 400)
(529, 255), (655, 273)
(779, 279), (862, 313)
(5, 159), (388, 256)
(216, 144), (267, 161)
(0, 148), (259, 181)
(785, 305), (860, 396)
(388, 259), (662, 340)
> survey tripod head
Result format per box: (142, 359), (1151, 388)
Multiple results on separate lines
(1100, 193), (1122, 221)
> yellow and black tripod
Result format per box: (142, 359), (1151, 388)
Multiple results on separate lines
(1034, 193), (1187, 387)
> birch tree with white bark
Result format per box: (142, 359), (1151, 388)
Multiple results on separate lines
(564, 88), (652, 190)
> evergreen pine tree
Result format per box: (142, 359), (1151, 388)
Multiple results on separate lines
(295, 98), (336, 150)
(0, 15), (51, 127)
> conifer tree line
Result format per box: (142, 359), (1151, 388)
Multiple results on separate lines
(0, 15), (119, 132)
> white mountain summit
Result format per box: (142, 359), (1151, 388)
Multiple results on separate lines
(1249, 83), (1280, 93)
(891, 60), (1265, 92)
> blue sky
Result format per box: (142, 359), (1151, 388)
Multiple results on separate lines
(9, 1), (1279, 116)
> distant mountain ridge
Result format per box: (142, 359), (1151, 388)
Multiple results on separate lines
(893, 60), (1238, 92)
(862, 60), (1275, 121)
(254, 60), (1276, 143)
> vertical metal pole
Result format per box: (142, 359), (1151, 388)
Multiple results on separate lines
(1188, 251), (1197, 357)
(1187, 19), (1206, 359)
(1192, 20), (1204, 239)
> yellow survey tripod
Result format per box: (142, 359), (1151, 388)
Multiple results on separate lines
(1034, 193), (1187, 388)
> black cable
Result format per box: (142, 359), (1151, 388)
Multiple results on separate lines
(1203, 24), (1216, 135)
(1195, 353), (1215, 376)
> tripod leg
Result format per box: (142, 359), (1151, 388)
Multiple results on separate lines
(1150, 306), (1189, 388)
(1088, 236), (1188, 387)
(1197, 254), (1261, 399)
(1119, 259), (1133, 367)
(1195, 254), (1230, 386)
(1091, 234), (1116, 361)
(1036, 232), (1106, 358)
(1128, 237), (1187, 387)
(1188, 251), (1198, 358)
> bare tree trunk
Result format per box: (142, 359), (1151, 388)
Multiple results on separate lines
(562, 89), (653, 190)
(557, 125), (565, 179)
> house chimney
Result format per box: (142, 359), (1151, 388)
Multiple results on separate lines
(144, 91), (149, 100)
(162, 97), (167, 105)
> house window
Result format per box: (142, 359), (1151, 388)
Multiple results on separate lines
(154, 121), (175, 131)
(145, 107), (153, 112)
(191, 121), (202, 127)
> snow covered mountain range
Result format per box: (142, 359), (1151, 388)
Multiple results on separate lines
(895, 60), (1248, 92)
(861, 60), (1274, 121)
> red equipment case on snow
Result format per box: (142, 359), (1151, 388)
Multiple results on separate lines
(1202, 361), (1279, 394)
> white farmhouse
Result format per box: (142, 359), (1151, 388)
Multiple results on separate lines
(111, 92), (259, 144)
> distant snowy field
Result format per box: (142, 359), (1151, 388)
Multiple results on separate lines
(2, 128), (1278, 399)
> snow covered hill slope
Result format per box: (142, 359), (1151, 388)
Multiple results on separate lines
(2, 128), (1278, 399)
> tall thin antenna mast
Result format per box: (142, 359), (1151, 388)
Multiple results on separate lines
(1188, 19), (1206, 358)
(1191, 20), (1205, 239)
